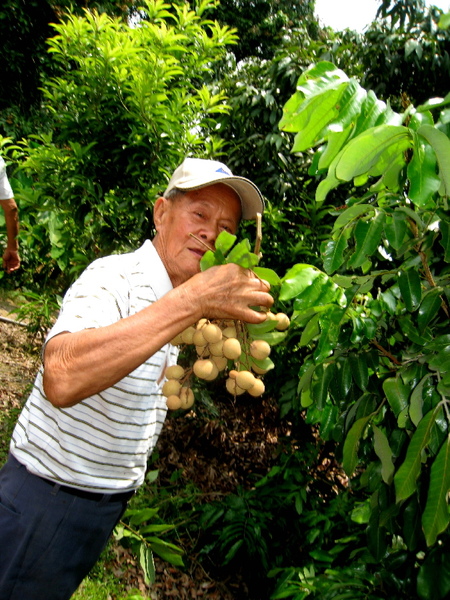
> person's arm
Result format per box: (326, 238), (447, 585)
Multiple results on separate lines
(1, 198), (20, 273)
(43, 262), (273, 408)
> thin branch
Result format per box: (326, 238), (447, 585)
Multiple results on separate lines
(371, 340), (402, 365)
(254, 213), (262, 257)
(189, 233), (214, 252)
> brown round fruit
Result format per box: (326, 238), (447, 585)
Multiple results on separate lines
(202, 323), (222, 344)
(181, 326), (196, 344)
(193, 359), (216, 380)
(248, 378), (265, 397)
(223, 337), (241, 360)
(222, 325), (237, 339)
(193, 329), (207, 347)
(165, 365), (185, 380)
(275, 313), (290, 331)
(166, 394), (182, 410)
(235, 370), (256, 390)
(179, 387), (195, 409)
(225, 377), (246, 396)
(162, 379), (182, 397)
(211, 355), (228, 371)
(250, 339), (271, 360)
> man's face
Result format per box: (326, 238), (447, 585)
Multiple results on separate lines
(153, 182), (242, 287)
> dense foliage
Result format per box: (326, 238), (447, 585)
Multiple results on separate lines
(2, 1), (450, 599)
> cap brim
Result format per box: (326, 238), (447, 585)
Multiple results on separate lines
(173, 175), (264, 220)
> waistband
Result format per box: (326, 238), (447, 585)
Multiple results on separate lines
(8, 453), (135, 504)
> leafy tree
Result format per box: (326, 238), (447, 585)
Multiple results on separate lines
(2, 0), (237, 292)
(270, 59), (450, 598)
(0, 0), (137, 132)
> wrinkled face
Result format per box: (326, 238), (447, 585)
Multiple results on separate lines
(152, 183), (242, 287)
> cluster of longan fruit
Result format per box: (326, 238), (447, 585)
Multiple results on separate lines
(162, 312), (290, 411)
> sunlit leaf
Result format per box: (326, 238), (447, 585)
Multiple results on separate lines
(418, 124), (450, 195)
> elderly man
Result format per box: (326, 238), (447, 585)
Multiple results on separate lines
(0, 157), (273, 600)
(0, 156), (20, 273)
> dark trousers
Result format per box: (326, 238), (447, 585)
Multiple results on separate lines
(0, 454), (131, 600)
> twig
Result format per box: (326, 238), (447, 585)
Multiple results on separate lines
(0, 315), (27, 328)
(371, 340), (402, 366)
(189, 233), (214, 252)
(254, 213), (262, 257)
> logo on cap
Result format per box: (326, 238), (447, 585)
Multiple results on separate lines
(215, 167), (231, 176)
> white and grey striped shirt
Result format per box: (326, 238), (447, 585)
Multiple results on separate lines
(11, 240), (179, 493)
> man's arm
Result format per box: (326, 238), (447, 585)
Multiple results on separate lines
(43, 262), (273, 408)
(0, 198), (20, 273)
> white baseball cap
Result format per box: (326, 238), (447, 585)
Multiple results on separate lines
(163, 157), (264, 220)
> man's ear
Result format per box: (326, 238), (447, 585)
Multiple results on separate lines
(153, 196), (168, 231)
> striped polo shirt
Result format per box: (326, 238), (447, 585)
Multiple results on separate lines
(11, 240), (179, 493)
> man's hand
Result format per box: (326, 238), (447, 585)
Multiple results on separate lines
(184, 262), (274, 324)
(3, 248), (20, 273)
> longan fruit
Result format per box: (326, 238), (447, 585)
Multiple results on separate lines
(208, 340), (224, 356)
(248, 378), (265, 397)
(193, 359), (216, 380)
(211, 355), (228, 371)
(181, 326), (196, 344)
(162, 379), (182, 397)
(275, 313), (290, 331)
(179, 387), (195, 410)
(169, 333), (184, 345)
(228, 369), (239, 380)
(193, 329), (207, 347)
(202, 323), (222, 344)
(235, 370), (256, 390)
(250, 339), (271, 360)
(166, 395), (182, 410)
(222, 325), (237, 339)
(196, 318), (209, 329)
(165, 365), (185, 380)
(223, 338), (241, 360)
(225, 377), (246, 396)
(251, 363), (269, 375)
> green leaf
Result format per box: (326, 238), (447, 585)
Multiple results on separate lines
(384, 213), (408, 251)
(332, 204), (376, 232)
(300, 313), (321, 347)
(417, 124), (450, 195)
(311, 363), (335, 409)
(253, 267), (281, 286)
(343, 414), (373, 476)
(407, 133), (441, 207)
(373, 425), (395, 484)
(349, 353), (369, 391)
(226, 238), (259, 268)
(418, 289), (443, 332)
(409, 375), (432, 427)
(347, 211), (386, 268)
(422, 436), (450, 546)
(321, 228), (351, 274)
(439, 220), (450, 262)
(383, 376), (410, 419)
(215, 230), (237, 254)
(334, 125), (411, 182)
(139, 544), (156, 585)
(417, 547), (450, 600)
(398, 269), (422, 312)
(394, 408), (441, 502)
(280, 264), (344, 307)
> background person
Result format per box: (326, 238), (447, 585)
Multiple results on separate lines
(0, 157), (273, 600)
(0, 156), (20, 273)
